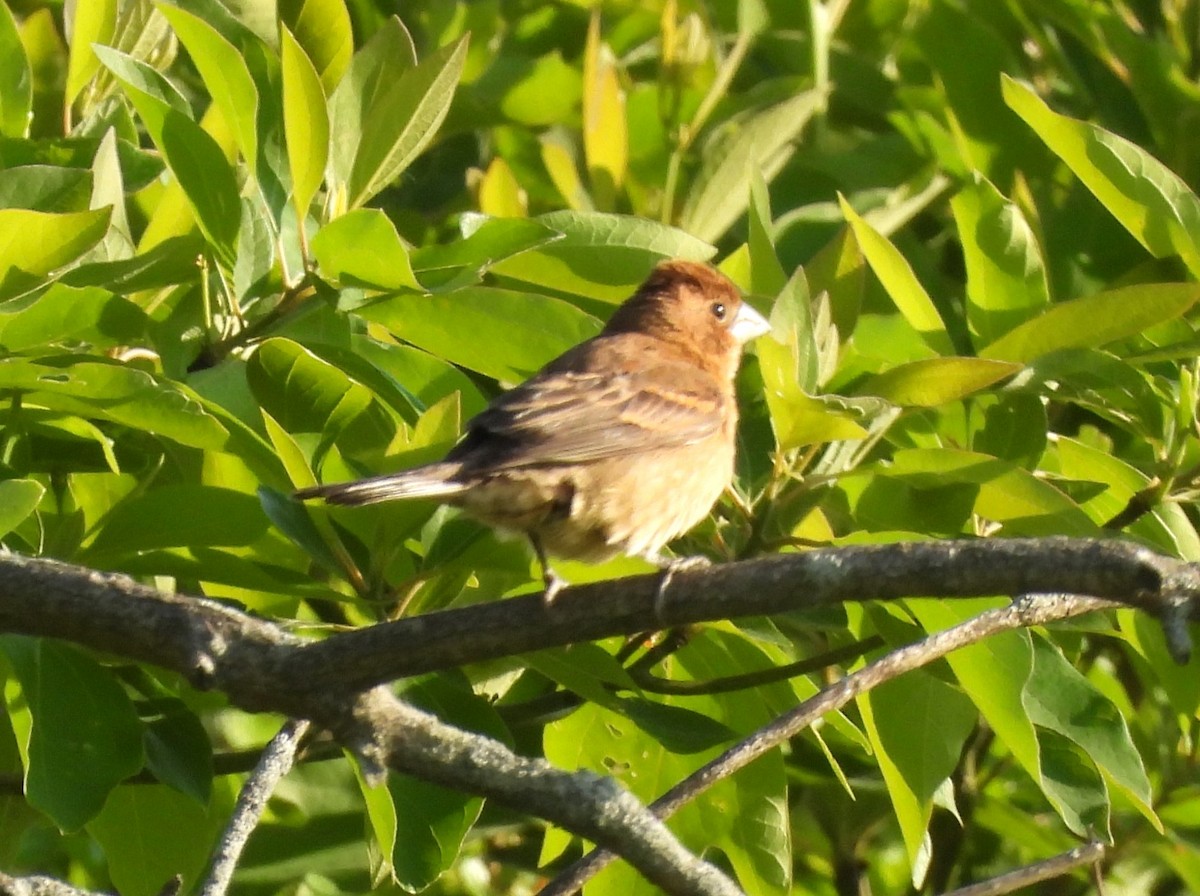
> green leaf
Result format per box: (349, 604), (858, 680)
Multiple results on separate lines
(157, 3), (259, 175)
(327, 16), (415, 208)
(0, 479), (44, 538)
(858, 357), (1019, 407)
(1036, 728), (1110, 839)
(840, 196), (953, 356)
(0, 5), (31, 138)
(82, 484), (270, 558)
(331, 27), (468, 209)
(385, 674), (503, 891)
(805, 226), (864, 344)
(0, 358), (230, 450)
(980, 283), (1200, 363)
(1003, 75), (1200, 277)
(354, 287), (601, 382)
(310, 209), (421, 290)
(1025, 637), (1157, 829)
(490, 210), (716, 302)
(0, 283), (145, 351)
(97, 46), (240, 266)
(679, 90), (823, 243)
(951, 173), (1050, 345)
(0, 637), (144, 831)
(87, 784), (222, 896)
(411, 215), (562, 290)
(65, 0), (118, 111)
(91, 43), (190, 115)
(142, 705), (213, 806)
(281, 24), (329, 222)
(615, 697), (737, 754)
(0, 207), (112, 297)
(0, 164), (93, 213)
(247, 337), (377, 435)
(860, 670), (978, 864)
(281, 0), (353, 92)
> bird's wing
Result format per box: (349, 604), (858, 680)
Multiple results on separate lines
(458, 360), (728, 467)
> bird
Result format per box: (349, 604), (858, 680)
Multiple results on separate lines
(295, 259), (771, 603)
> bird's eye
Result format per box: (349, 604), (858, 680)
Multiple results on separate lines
(711, 302), (727, 320)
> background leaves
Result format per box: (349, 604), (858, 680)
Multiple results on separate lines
(2, 1), (1200, 895)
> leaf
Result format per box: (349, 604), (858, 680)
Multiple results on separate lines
(385, 674), (503, 891)
(340, 33), (468, 209)
(87, 785), (221, 896)
(951, 173), (1050, 345)
(247, 337), (376, 435)
(98, 46), (240, 266)
(327, 16), (416, 210)
(280, 0), (353, 92)
(0, 479), (44, 538)
(679, 90), (823, 243)
(310, 209), (421, 290)
(980, 283), (1200, 363)
(0, 4), (32, 138)
(840, 195), (953, 356)
(65, 0), (117, 111)
(860, 670), (978, 863)
(281, 24), (329, 222)
(83, 484), (270, 558)
(411, 216), (562, 290)
(0, 207), (112, 297)
(142, 706), (213, 806)
(0, 358), (230, 450)
(858, 357), (1019, 407)
(0, 637), (145, 831)
(0, 283), (146, 351)
(1003, 75), (1200, 277)
(490, 210), (715, 302)
(157, 3), (259, 175)
(1025, 637), (1157, 829)
(354, 287), (601, 382)
(583, 12), (626, 209)
(615, 697), (737, 754)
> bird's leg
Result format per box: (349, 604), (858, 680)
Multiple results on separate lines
(531, 535), (567, 605)
(647, 553), (712, 623)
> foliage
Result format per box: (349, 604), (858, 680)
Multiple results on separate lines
(1, 0), (1200, 894)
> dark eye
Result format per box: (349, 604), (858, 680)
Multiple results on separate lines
(711, 302), (727, 320)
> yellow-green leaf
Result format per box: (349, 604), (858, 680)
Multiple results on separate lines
(583, 11), (627, 210)
(281, 24), (329, 223)
(981, 283), (1200, 363)
(840, 195), (953, 356)
(859, 357), (1019, 407)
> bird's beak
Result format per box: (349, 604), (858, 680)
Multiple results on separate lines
(731, 302), (771, 344)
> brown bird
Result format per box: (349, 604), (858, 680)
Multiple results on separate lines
(295, 259), (770, 601)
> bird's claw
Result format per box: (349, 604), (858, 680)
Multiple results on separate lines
(652, 555), (711, 623)
(542, 569), (568, 606)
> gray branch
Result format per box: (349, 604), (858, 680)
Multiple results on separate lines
(0, 538), (1192, 896)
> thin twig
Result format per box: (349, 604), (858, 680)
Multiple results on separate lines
(539, 594), (1111, 895)
(198, 719), (311, 896)
(940, 840), (1106, 896)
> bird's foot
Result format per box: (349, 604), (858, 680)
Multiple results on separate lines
(651, 555), (712, 623)
(542, 568), (568, 606)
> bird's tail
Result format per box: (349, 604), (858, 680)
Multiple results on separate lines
(294, 463), (468, 506)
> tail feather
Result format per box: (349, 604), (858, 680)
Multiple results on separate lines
(295, 463), (467, 506)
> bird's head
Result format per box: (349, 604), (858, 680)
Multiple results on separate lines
(604, 259), (770, 380)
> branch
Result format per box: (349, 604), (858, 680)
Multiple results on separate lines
(0, 538), (1190, 895)
(940, 840), (1106, 896)
(278, 536), (1199, 689)
(0, 554), (740, 896)
(538, 593), (1113, 895)
(199, 720), (311, 896)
